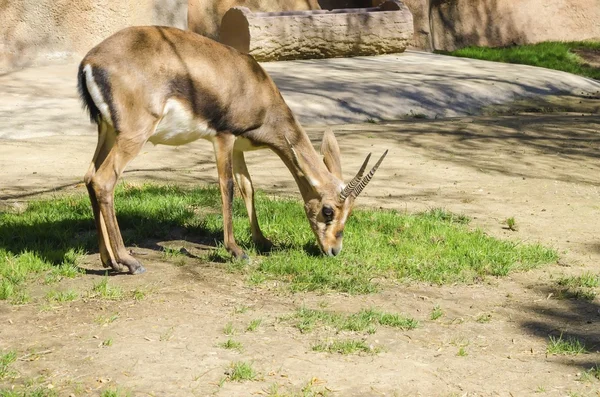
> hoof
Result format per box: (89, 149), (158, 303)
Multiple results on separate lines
(119, 254), (146, 275)
(231, 251), (250, 262)
(129, 264), (146, 275)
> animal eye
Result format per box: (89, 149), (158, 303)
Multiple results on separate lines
(322, 206), (334, 219)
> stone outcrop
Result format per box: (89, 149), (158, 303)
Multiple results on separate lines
(220, 0), (414, 61)
(188, 0), (321, 39)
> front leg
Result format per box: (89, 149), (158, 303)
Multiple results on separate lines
(214, 135), (248, 260)
(232, 149), (273, 251)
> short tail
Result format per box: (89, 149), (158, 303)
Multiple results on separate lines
(77, 63), (101, 125)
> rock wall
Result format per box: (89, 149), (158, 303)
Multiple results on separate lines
(188, 0), (321, 39)
(425, 0), (600, 51)
(220, 2), (413, 61)
(0, 0), (188, 71)
(372, 0), (600, 50)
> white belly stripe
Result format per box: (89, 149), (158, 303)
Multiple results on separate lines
(149, 99), (217, 146)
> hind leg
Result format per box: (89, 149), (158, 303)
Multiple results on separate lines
(85, 121), (123, 271)
(85, 121), (153, 274)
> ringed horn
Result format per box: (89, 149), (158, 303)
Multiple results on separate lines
(339, 150), (389, 202)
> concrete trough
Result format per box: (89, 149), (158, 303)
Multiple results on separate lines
(219, 0), (413, 61)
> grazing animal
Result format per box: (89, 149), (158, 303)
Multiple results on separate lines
(77, 26), (387, 274)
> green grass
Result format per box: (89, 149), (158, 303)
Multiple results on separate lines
(505, 217), (517, 232)
(547, 334), (587, 355)
(0, 351), (17, 379)
(219, 339), (243, 351)
(430, 305), (443, 320)
(580, 364), (600, 382)
(225, 361), (257, 382)
(312, 339), (378, 355)
(223, 322), (236, 336)
(45, 289), (78, 303)
(100, 389), (130, 397)
(246, 319), (262, 332)
(89, 278), (123, 300)
(556, 272), (598, 301)
(0, 184), (557, 294)
(557, 273), (599, 289)
(0, 389), (58, 397)
(266, 380), (330, 397)
(291, 307), (418, 334)
(439, 41), (600, 80)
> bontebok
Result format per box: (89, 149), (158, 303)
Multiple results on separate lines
(78, 26), (387, 274)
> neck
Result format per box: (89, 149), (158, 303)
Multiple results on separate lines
(272, 123), (339, 202)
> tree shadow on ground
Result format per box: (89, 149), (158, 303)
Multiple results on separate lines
(519, 282), (600, 372)
(0, 187), (227, 271)
(314, 114), (600, 186)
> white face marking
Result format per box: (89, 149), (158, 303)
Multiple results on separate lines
(307, 176), (320, 188)
(149, 99), (217, 146)
(83, 64), (113, 126)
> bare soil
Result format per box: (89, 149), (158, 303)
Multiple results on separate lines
(1, 113), (600, 396)
(574, 48), (600, 69)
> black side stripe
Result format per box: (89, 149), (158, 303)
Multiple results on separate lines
(92, 66), (120, 132)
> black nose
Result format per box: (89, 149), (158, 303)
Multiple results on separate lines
(330, 247), (340, 256)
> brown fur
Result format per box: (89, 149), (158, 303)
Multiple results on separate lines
(78, 26), (381, 273)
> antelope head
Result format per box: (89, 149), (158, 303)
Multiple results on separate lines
(289, 130), (388, 256)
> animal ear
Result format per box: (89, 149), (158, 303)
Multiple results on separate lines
(320, 129), (343, 180)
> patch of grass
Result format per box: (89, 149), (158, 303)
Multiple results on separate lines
(547, 334), (587, 355)
(430, 305), (443, 320)
(555, 273), (598, 301)
(476, 313), (492, 323)
(89, 278), (123, 300)
(45, 289), (78, 303)
(580, 364), (600, 382)
(95, 313), (119, 325)
(44, 248), (85, 284)
(0, 185), (557, 295)
(312, 339), (378, 355)
(159, 327), (174, 342)
(246, 318), (262, 332)
(0, 351), (17, 379)
(505, 217), (517, 231)
(457, 347), (468, 357)
(9, 291), (30, 305)
(365, 118), (378, 124)
(234, 305), (249, 314)
(100, 388), (130, 397)
(266, 379), (330, 397)
(131, 288), (146, 301)
(558, 273), (599, 289)
(224, 361), (257, 382)
(223, 322), (236, 336)
(219, 339), (243, 351)
(0, 388), (58, 397)
(162, 246), (184, 259)
(102, 338), (113, 347)
(439, 41), (600, 80)
(291, 307), (418, 334)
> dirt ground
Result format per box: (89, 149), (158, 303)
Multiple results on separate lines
(1, 112), (600, 396)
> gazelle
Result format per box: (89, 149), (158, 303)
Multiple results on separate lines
(78, 26), (387, 274)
